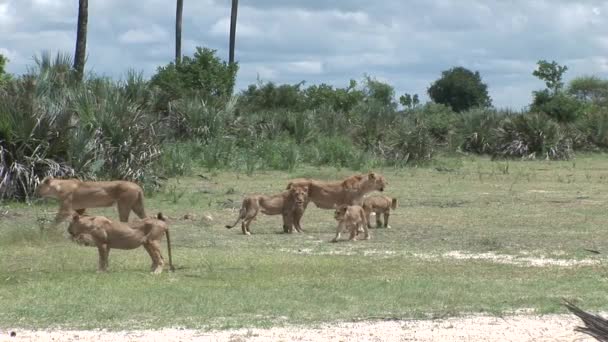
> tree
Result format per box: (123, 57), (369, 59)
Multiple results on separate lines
(0, 54), (9, 84)
(399, 93), (420, 109)
(175, 0), (184, 64)
(427, 66), (491, 112)
(533, 60), (568, 95)
(568, 76), (608, 106)
(151, 47), (238, 106)
(73, 0), (88, 82)
(229, 0), (238, 64)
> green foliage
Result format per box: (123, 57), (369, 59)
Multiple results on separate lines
(410, 103), (458, 143)
(150, 47), (238, 107)
(494, 113), (572, 160)
(362, 75), (397, 109)
(0, 52), (162, 200)
(574, 107), (608, 149)
(457, 108), (505, 154)
(399, 93), (420, 109)
(533, 60), (568, 94)
(0, 54), (10, 84)
(531, 90), (582, 123)
(568, 76), (608, 106)
(237, 79), (364, 113)
(427, 66), (492, 112)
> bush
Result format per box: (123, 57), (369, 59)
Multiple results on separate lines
(151, 47), (238, 108)
(457, 108), (505, 154)
(494, 113), (573, 160)
(531, 90), (582, 123)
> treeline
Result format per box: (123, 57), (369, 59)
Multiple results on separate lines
(1, 49), (607, 200)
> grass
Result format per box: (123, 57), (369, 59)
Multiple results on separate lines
(2, 154), (608, 330)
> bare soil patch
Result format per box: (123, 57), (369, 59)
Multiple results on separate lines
(3, 314), (595, 341)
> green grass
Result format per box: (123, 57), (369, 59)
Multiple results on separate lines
(2, 154), (608, 329)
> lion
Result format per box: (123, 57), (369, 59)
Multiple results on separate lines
(36, 177), (147, 226)
(67, 212), (174, 274)
(332, 204), (369, 242)
(286, 172), (387, 210)
(363, 195), (398, 228)
(225, 185), (309, 235)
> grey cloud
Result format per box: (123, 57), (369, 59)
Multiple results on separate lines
(3, 0), (608, 109)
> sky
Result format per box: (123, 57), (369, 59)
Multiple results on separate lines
(1, 0), (607, 109)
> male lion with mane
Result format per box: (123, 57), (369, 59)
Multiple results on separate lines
(286, 172), (387, 210)
(36, 177), (147, 226)
(225, 185), (308, 235)
(67, 213), (174, 274)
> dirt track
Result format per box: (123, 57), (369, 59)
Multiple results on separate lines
(2, 314), (596, 341)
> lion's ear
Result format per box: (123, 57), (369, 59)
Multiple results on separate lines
(368, 172), (376, 180)
(43, 177), (52, 184)
(72, 213), (80, 221)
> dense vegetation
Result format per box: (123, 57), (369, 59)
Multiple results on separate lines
(1, 49), (607, 200)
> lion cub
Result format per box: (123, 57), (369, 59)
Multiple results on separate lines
(67, 213), (174, 274)
(225, 185), (308, 235)
(363, 195), (397, 228)
(332, 204), (369, 242)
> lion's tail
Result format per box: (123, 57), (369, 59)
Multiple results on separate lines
(391, 198), (398, 210)
(165, 228), (175, 272)
(225, 199), (247, 229)
(156, 212), (175, 271)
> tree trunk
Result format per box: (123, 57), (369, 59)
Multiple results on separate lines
(229, 0), (238, 64)
(175, 0), (183, 64)
(73, 0), (88, 82)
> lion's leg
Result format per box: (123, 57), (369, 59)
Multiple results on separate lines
(375, 211), (383, 228)
(117, 203), (131, 223)
(282, 212), (292, 233)
(51, 197), (74, 228)
(294, 211), (304, 233)
(384, 211), (391, 228)
(331, 223), (344, 242)
(362, 221), (371, 240)
(242, 219), (252, 235)
(148, 241), (165, 274)
(349, 224), (358, 241)
(365, 210), (372, 229)
(132, 192), (147, 219)
(143, 243), (157, 272)
(97, 244), (109, 272)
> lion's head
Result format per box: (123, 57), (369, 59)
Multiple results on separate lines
(35, 177), (59, 198)
(360, 172), (387, 192)
(334, 204), (349, 221)
(290, 185), (309, 207)
(67, 214), (101, 246)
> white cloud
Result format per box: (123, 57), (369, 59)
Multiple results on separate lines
(2, 0), (608, 109)
(119, 25), (168, 44)
(285, 61), (323, 74)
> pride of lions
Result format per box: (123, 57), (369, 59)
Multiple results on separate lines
(35, 172), (396, 274)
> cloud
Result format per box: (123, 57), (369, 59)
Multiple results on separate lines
(119, 25), (168, 44)
(2, 0), (608, 109)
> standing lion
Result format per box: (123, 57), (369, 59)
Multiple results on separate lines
(36, 177), (147, 226)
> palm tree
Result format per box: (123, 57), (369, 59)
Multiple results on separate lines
(229, 0), (238, 64)
(175, 0), (184, 64)
(73, 0), (88, 82)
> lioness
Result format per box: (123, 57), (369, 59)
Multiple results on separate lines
(363, 195), (398, 228)
(225, 185), (308, 235)
(332, 204), (369, 242)
(67, 213), (174, 274)
(286, 172), (387, 210)
(36, 177), (146, 226)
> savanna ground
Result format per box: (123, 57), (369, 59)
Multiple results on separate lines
(2, 155), (608, 340)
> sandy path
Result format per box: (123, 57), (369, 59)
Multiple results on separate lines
(2, 314), (595, 342)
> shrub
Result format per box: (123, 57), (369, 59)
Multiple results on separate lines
(494, 113), (573, 160)
(457, 108), (504, 154)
